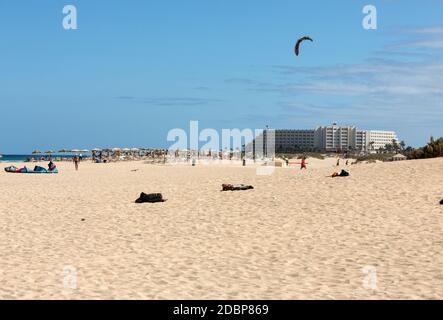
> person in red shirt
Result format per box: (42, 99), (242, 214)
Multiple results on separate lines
(300, 156), (307, 170)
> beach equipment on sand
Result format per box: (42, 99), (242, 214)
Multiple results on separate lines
(4, 165), (58, 174)
(221, 184), (254, 191)
(135, 192), (167, 203)
(32, 149), (41, 154)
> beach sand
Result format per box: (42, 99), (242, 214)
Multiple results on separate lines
(0, 158), (442, 299)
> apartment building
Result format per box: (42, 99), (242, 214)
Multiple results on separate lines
(368, 130), (398, 151)
(257, 124), (397, 153)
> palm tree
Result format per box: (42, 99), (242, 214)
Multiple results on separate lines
(391, 139), (400, 153)
(399, 140), (406, 151)
(387, 142), (393, 153)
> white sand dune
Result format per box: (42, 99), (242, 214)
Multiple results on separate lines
(0, 158), (442, 299)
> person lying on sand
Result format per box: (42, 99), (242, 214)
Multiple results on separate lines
(331, 169), (350, 178)
(222, 184), (254, 191)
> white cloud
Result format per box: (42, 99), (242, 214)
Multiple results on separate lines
(272, 60), (443, 98)
(388, 26), (443, 49)
(400, 26), (443, 35)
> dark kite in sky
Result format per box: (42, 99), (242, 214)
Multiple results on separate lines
(294, 36), (313, 56)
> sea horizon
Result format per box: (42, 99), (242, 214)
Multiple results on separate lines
(0, 154), (82, 162)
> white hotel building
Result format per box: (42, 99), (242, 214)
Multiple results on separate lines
(367, 130), (399, 151)
(268, 124), (397, 153)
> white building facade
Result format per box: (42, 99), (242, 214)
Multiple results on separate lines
(269, 124), (397, 153)
(368, 130), (398, 152)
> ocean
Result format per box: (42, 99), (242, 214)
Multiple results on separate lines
(0, 154), (79, 162)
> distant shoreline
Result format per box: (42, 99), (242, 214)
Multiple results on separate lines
(0, 154), (82, 163)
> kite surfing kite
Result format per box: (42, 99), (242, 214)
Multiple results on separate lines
(294, 36), (313, 56)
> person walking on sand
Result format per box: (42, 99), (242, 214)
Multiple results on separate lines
(336, 158), (340, 166)
(73, 155), (79, 171)
(300, 156), (307, 170)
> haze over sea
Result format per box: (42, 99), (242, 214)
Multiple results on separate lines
(0, 155), (79, 162)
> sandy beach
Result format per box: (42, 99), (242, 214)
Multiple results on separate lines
(1, 158), (442, 299)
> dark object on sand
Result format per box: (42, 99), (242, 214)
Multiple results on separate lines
(222, 184), (254, 191)
(135, 192), (167, 203)
(331, 169), (350, 178)
(440, 199), (443, 205)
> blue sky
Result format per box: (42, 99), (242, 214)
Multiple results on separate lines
(1, 0), (442, 153)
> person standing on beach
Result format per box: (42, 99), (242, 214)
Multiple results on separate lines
(73, 155), (79, 171)
(300, 156), (307, 170)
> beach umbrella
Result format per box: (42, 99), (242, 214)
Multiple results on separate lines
(58, 149), (68, 153)
(79, 149), (90, 153)
(122, 148), (131, 152)
(71, 149), (80, 153)
(45, 150), (55, 154)
(32, 149), (41, 154)
(130, 148), (139, 151)
(91, 148), (102, 152)
(112, 148), (121, 152)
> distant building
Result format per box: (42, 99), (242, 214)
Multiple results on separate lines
(315, 125), (357, 152)
(368, 130), (398, 151)
(253, 124), (398, 154)
(355, 130), (369, 152)
(275, 129), (315, 152)
(389, 153), (407, 161)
